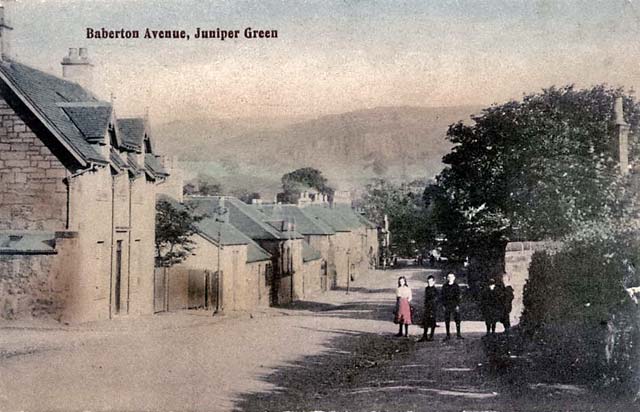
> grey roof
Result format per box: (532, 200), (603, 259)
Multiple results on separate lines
(188, 196), (302, 241)
(0, 60), (165, 182)
(357, 214), (378, 229)
(165, 195), (272, 263)
(302, 241), (322, 262)
(59, 102), (111, 143)
(257, 204), (335, 236)
(144, 154), (168, 177)
(126, 153), (144, 176)
(193, 214), (272, 263)
(302, 205), (353, 232)
(117, 118), (145, 151)
(109, 148), (129, 171)
(0, 60), (106, 164)
(330, 205), (365, 229)
(247, 242), (272, 263)
(0, 231), (56, 254)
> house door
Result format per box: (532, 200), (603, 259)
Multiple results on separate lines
(114, 240), (123, 314)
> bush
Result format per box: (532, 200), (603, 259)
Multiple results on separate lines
(520, 238), (640, 396)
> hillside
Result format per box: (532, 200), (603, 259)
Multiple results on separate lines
(154, 105), (482, 190)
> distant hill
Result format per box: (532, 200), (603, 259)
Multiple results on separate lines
(154, 105), (482, 191)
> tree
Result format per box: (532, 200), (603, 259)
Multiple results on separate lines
(155, 199), (205, 267)
(433, 85), (639, 268)
(360, 178), (437, 256)
(280, 167), (334, 204)
(183, 174), (222, 196)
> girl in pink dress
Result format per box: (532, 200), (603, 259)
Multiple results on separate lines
(394, 276), (413, 337)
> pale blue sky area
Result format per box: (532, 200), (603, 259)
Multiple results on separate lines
(10, 0), (640, 120)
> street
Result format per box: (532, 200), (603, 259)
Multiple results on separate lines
(0, 266), (636, 412)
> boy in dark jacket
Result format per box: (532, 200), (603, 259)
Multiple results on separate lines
(501, 282), (515, 335)
(480, 278), (502, 335)
(419, 275), (438, 341)
(442, 272), (463, 340)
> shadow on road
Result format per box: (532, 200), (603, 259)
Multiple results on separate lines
(232, 328), (502, 412)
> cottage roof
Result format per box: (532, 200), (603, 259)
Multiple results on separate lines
(189, 196), (303, 241)
(257, 204), (335, 236)
(170, 196), (273, 262)
(0, 60), (165, 181)
(117, 118), (145, 151)
(0, 60), (106, 165)
(126, 153), (144, 176)
(356, 213), (378, 229)
(0, 231), (57, 255)
(144, 153), (168, 178)
(302, 205), (353, 232)
(302, 241), (322, 262)
(59, 102), (112, 143)
(247, 242), (272, 263)
(109, 148), (129, 172)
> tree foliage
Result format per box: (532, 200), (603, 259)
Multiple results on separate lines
(360, 178), (436, 256)
(280, 167), (334, 204)
(183, 174), (222, 196)
(433, 85), (640, 263)
(155, 199), (205, 267)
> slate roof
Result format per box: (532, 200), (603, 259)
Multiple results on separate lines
(126, 153), (144, 176)
(0, 231), (56, 254)
(109, 148), (129, 171)
(168, 196), (272, 263)
(257, 204), (335, 236)
(330, 205), (365, 230)
(0, 60), (106, 164)
(188, 196), (303, 241)
(302, 205), (353, 232)
(247, 242), (272, 263)
(117, 118), (145, 151)
(302, 241), (322, 262)
(0, 60), (166, 181)
(59, 102), (112, 143)
(357, 214), (378, 229)
(144, 154), (168, 177)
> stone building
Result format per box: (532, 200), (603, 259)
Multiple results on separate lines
(0, 48), (167, 322)
(154, 195), (272, 313)
(257, 203), (333, 294)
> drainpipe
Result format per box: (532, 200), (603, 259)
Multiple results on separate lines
(126, 177), (133, 314)
(109, 174), (115, 319)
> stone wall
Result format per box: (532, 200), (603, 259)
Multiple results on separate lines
(504, 241), (562, 324)
(0, 233), (80, 320)
(0, 97), (68, 231)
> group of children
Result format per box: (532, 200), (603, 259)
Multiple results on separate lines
(393, 272), (514, 340)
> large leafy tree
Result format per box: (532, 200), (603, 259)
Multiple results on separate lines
(434, 85), (639, 267)
(280, 167), (334, 204)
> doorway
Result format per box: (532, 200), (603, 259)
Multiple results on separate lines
(114, 240), (123, 314)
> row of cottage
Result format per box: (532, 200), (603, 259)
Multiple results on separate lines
(0, 41), (380, 323)
(157, 193), (379, 315)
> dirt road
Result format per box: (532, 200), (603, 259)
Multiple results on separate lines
(1, 266), (637, 411)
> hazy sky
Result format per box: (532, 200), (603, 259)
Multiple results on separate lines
(10, 0), (640, 121)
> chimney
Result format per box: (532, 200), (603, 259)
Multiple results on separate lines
(614, 96), (630, 175)
(0, 1), (14, 61)
(61, 47), (94, 91)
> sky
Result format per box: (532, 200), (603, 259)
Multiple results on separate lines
(8, 0), (640, 121)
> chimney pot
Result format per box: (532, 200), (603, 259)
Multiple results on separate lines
(79, 47), (88, 59)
